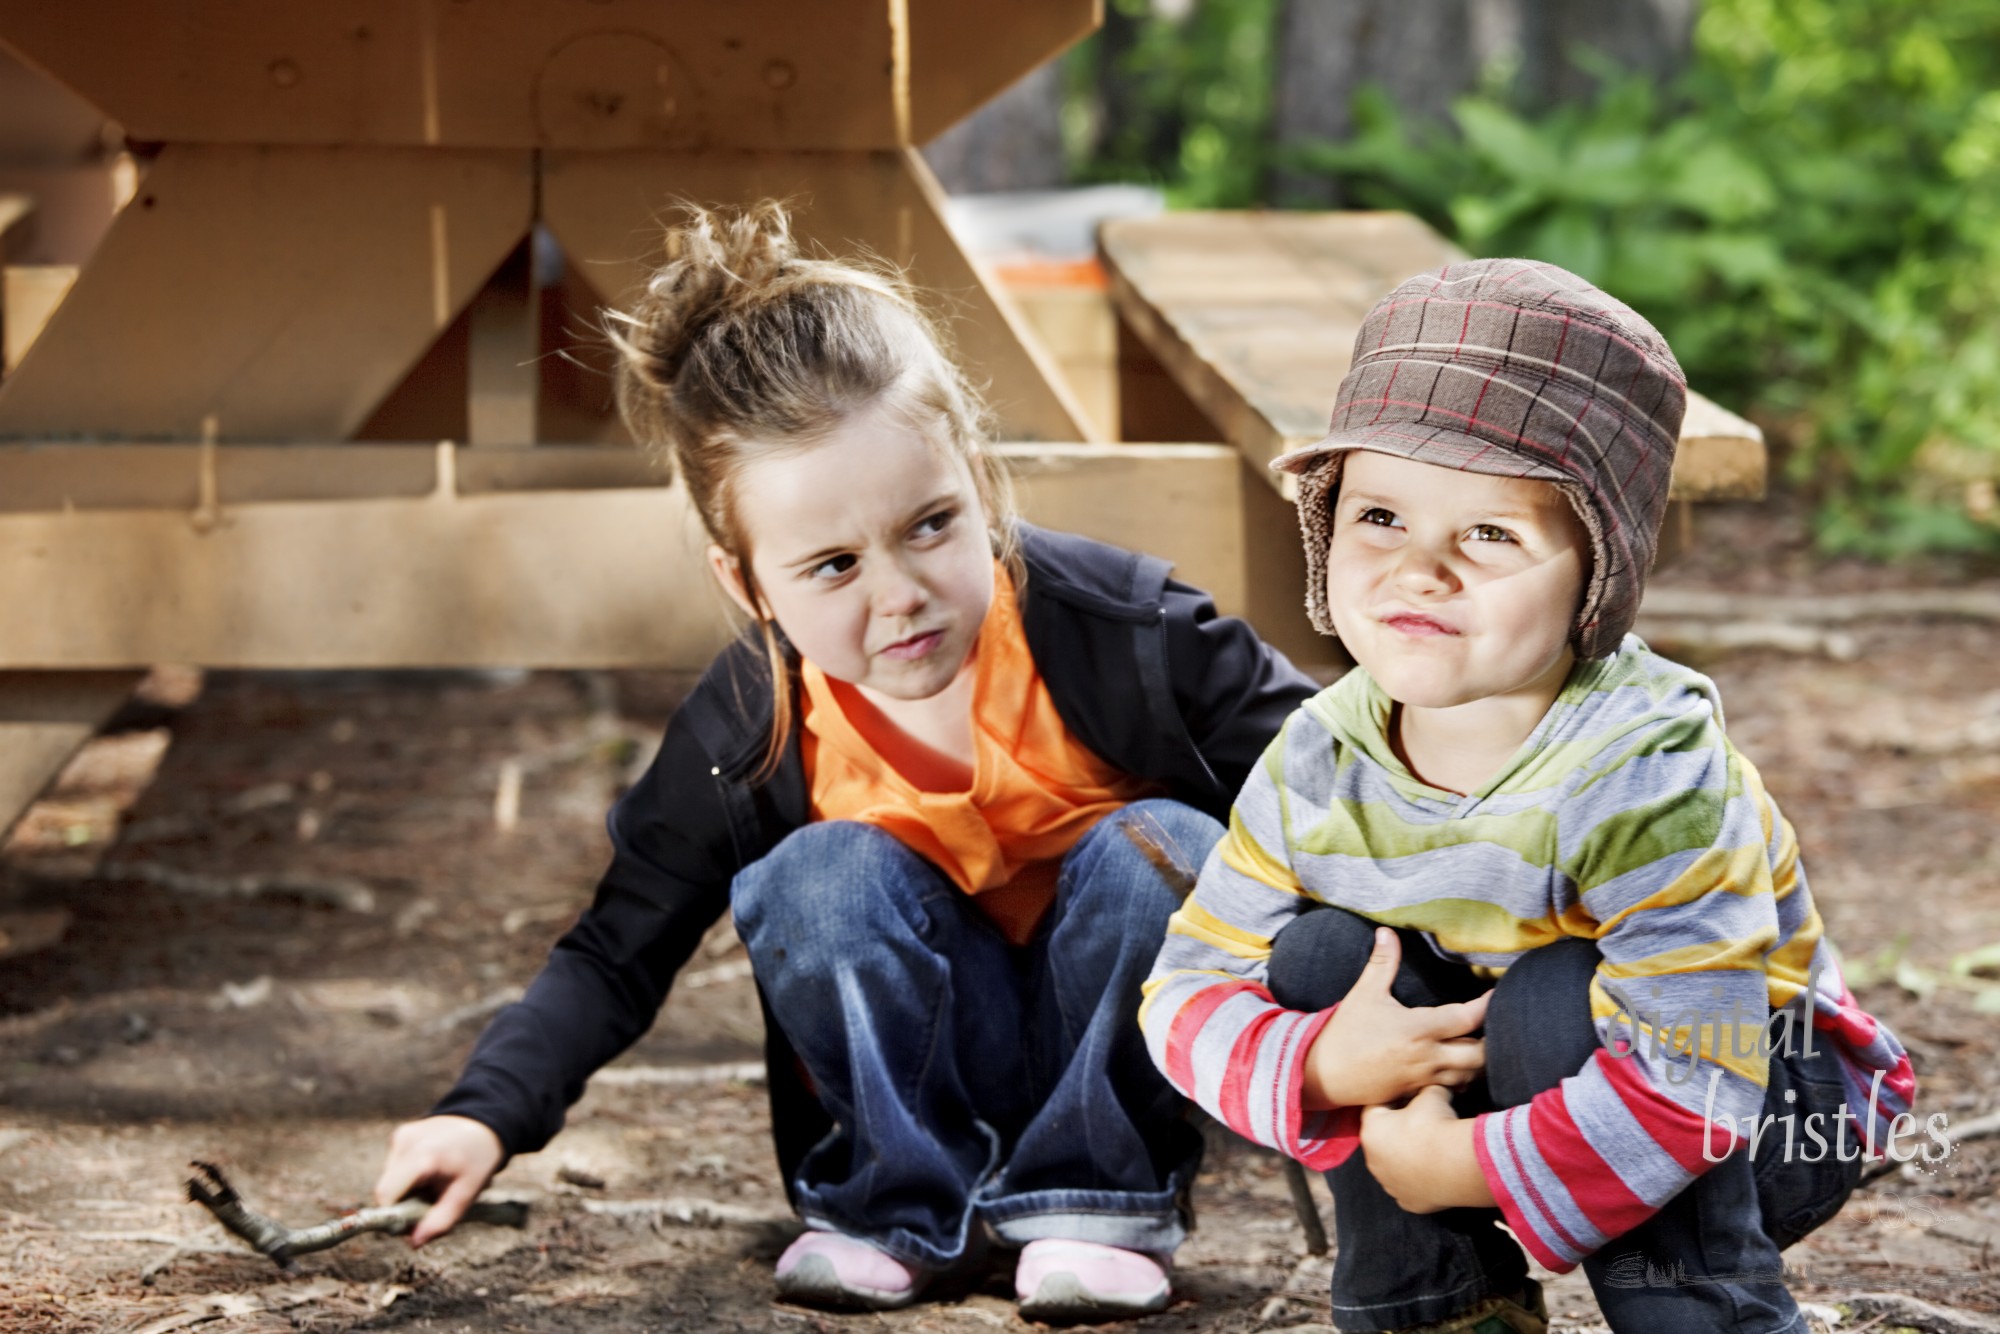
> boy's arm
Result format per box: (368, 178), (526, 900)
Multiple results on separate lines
(1140, 715), (1361, 1169)
(1466, 727), (1794, 1273)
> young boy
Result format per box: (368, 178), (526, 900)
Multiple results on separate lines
(1141, 260), (1916, 1334)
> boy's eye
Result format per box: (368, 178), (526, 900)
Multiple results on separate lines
(1356, 506), (1401, 528)
(1469, 523), (1515, 544)
(807, 553), (857, 581)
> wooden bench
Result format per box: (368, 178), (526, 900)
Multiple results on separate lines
(1100, 211), (1768, 667)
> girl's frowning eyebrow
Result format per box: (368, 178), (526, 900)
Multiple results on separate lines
(776, 489), (963, 571)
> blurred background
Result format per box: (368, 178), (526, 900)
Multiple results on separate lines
(926, 0), (2000, 564)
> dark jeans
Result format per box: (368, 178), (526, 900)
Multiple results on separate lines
(732, 799), (1218, 1272)
(1268, 908), (1862, 1334)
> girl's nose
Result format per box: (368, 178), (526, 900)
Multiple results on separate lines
(871, 560), (928, 617)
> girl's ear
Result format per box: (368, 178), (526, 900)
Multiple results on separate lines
(706, 544), (764, 620)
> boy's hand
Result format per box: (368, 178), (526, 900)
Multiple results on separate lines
(1300, 927), (1487, 1109)
(373, 1115), (504, 1246)
(1360, 1085), (1496, 1213)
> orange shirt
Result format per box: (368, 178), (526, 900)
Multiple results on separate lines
(800, 565), (1155, 944)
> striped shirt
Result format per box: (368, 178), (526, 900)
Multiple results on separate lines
(1140, 636), (1914, 1272)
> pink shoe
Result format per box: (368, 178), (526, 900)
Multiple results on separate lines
(774, 1230), (923, 1310)
(1015, 1239), (1171, 1320)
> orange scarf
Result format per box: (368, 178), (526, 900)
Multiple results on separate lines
(800, 564), (1155, 943)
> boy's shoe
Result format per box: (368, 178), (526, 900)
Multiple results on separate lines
(1398, 1279), (1547, 1334)
(773, 1230), (923, 1310)
(1014, 1239), (1171, 1321)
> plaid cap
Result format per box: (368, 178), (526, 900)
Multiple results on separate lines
(1272, 258), (1687, 661)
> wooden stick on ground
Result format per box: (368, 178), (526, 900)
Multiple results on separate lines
(185, 1161), (527, 1270)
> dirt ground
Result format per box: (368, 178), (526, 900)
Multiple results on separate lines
(3, 500), (1998, 1334)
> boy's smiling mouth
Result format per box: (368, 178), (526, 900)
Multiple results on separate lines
(1381, 611), (1460, 637)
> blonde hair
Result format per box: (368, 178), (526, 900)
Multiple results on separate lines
(606, 200), (1019, 780)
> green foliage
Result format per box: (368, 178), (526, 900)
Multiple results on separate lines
(1065, 0), (1282, 209)
(1286, 0), (2000, 559)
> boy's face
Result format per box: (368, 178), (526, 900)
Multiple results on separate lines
(1324, 450), (1589, 711)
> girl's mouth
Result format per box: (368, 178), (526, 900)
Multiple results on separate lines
(1382, 612), (1458, 637)
(879, 629), (945, 661)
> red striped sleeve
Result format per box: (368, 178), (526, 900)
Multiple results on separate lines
(1164, 979), (1267, 1097)
(1526, 1082), (1650, 1241)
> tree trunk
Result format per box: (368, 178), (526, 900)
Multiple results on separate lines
(1269, 0), (1696, 207)
(1517, 0), (1697, 107)
(1268, 0), (1494, 207)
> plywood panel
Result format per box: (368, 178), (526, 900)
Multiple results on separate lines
(906, 0), (1097, 143)
(0, 144), (531, 440)
(0, 442), (1245, 668)
(541, 147), (1095, 444)
(0, 670), (142, 841)
(0, 1), (905, 150)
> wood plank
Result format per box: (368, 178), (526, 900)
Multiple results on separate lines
(0, 144), (531, 440)
(540, 147), (1096, 445)
(0, 1), (911, 151)
(1100, 211), (1767, 503)
(0, 193), (34, 262)
(2, 263), (75, 373)
(0, 443), (1250, 668)
(906, 0), (1097, 144)
(0, 670), (143, 841)
(466, 239), (537, 446)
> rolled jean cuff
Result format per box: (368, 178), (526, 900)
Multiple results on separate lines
(793, 1120), (1004, 1272)
(977, 1179), (1191, 1256)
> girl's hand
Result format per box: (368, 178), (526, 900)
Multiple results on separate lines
(373, 1115), (504, 1246)
(1301, 927), (1487, 1109)
(1360, 1085), (1495, 1213)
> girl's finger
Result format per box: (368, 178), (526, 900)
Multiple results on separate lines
(412, 1172), (482, 1247)
(373, 1156), (424, 1209)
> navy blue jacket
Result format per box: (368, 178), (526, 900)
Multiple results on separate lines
(432, 524), (1318, 1172)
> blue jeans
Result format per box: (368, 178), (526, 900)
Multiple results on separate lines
(732, 798), (1219, 1271)
(1268, 908), (1862, 1334)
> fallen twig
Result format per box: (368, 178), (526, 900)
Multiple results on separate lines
(185, 1161), (526, 1269)
(421, 986), (524, 1035)
(591, 1060), (765, 1087)
(580, 1196), (782, 1228)
(1635, 617), (1860, 661)
(1643, 586), (2000, 624)
(1860, 1104), (2000, 1183)
(1824, 1291), (2000, 1334)
(116, 861), (376, 913)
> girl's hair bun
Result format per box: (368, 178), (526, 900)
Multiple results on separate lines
(604, 199), (933, 480)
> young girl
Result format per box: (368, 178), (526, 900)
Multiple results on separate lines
(371, 202), (1316, 1319)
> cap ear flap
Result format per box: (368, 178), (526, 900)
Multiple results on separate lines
(1557, 481), (1620, 660)
(1294, 454), (1348, 638)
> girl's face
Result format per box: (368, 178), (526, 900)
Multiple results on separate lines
(1325, 449), (1587, 712)
(710, 403), (995, 704)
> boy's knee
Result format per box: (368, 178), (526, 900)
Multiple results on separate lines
(1268, 908), (1380, 1011)
(1486, 935), (1601, 1104)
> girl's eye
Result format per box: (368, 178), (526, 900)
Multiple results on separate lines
(807, 553), (857, 582)
(1469, 523), (1515, 544)
(912, 508), (956, 540)
(1356, 506), (1400, 528)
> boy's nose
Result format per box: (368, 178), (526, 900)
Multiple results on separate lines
(1391, 541), (1460, 596)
